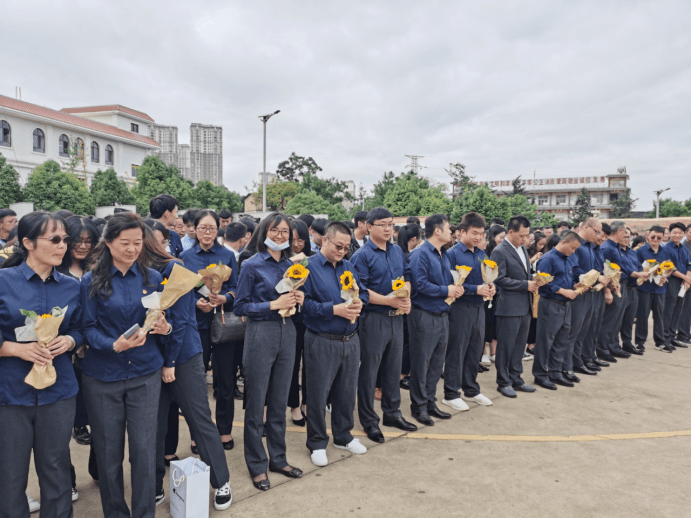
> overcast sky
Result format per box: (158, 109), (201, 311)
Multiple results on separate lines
(4, 0), (690, 209)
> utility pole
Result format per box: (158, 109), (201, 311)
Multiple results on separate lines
(404, 155), (424, 174)
(258, 110), (280, 212)
(654, 187), (670, 219)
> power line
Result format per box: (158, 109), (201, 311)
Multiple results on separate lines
(404, 155), (425, 174)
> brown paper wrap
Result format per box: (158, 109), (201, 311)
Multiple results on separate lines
(386, 278), (410, 315)
(574, 269), (600, 295)
(340, 272), (361, 324)
(637, 260), (658, 286)
(141, 263), (203, 333)
(480, 260), (499, 306)
(197, 264), (233, 294)
(275, 257), (310, 322)
(23, 311), (67, 390)
(532, 274), (554, 318)
(445, 268), (471, 305)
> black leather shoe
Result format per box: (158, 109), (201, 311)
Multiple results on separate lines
(411, 409), (435, 426)
(234, 387), (244, 400)
(478, 364), (489, 372)
(364, 426), (385, 444)
(399, 376), (410, 390)
(585, 362), (601, 371)
(382, 416), (418, 432)
(592, 358), (610, 367)
(562, 371), (580, 383)
(269, 462), (303, 478)
(252, 476), (271, 491)
(550, 375), (574, 387)
(611, 348), (631, 358)
(534, 377), (557, 390)
(222, 439), (234, 450)
(427, 404), (451, 420)
(191, 443), (199, 455)
(672, 340), (689, 348)
(598, 352), (617, 362)
(623, 344), (643, 355)
(574, 365), (597, 375)
(73, 426), (91, 445)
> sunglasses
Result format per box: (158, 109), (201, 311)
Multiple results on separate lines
(38, 236), (72, 245)
(326, 237), (349, 254)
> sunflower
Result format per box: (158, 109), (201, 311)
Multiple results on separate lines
(646, 259), (657, 264)
(340, 271), (354, 290)
(40, 314), (52, 319)
(483, 259), (497, 269)
(609, 263), (621, 270)
(288, 263), (308, 279)
(456, 265), (472, 272)
(537, 272), (551, 277)
(659, 261), (675, 271)
(392, 279), (405, 291)
(161, 278), (168, 285)
(205, 264), (217, 269)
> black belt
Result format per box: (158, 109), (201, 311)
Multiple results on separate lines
(315, 331), (357, 342)
(544, 298), (570, 306)
(420, 308), (449, 317)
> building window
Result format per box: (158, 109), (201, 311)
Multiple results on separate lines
(131, 123), (139, 133)
(0, 120), (10, 147)
(75, 138), (84, 158)
(538, 195), (549, 206)
(91, 141), (99, 163)
(610, 193), (619, 202)
(131, 164), (139, 177)
(33, 129), (45, 153)
(59, 134), (70, 157)
(105, 145), (114, 166)
(591, 194), (604, 205)
(555, 194), (567, 206)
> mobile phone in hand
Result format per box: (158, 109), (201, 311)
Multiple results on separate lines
(123, 324), (141, 339)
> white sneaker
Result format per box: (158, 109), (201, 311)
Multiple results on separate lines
(489, 355), (496, 363)
(214, 482), (232, 510)
(206, 373), (213, 385)
(522, 352), (533, 361)
(334, 438), (367, 455)
(480, 354), (491, 366)
(325, 404), (332, 414)
(466, 393), (493, 406)
(442, 398), (469, 411)
(72, 487), (79, 502)
(27, 493), (39, 513)
(311, 449), (328, 467)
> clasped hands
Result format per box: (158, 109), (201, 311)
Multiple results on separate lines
(197, 293), (228, 313)
(12, 336), (74, 365)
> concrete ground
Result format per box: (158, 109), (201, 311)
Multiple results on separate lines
(27, 325), (691, 517)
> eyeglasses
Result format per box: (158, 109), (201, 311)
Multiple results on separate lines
(38, 236), (72, 245)
(268, 228), (290, 237)
(649, 236), (662, 240)
(294, 239), (305, 246)
(197, 226), (217, 234)
(326, 237), (349, 254)
(371, 223), (394, 230)
(74, 239), (92, 248)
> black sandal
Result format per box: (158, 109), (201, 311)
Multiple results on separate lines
(252, 474), (271, 491)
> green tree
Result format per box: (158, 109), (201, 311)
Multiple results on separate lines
(130, 156), (198, 214)
(254, 180), (300, 211)
(90, 168), (136, 207)
(450, 185), (499, 223)
(284, 191), (347, 220)
(511, 175), (526, 195)
(381, 172), (451, 217)
(368, 171), (397, 209)
(532, 211), (559, 229)
(23, 160), (95, 215)
(571, 188), (593, 224)
(646, 198), (689, 218)
(446, 163), (477, 196)
(60, 138), (86, 177)
(300, 172), (354, 206)
(276, 152), (323, 182)
(0, 153), (22, 208)
(610, 189), (636, 218)
(195, 181), (243, 212)
(496, 194), (536, 223)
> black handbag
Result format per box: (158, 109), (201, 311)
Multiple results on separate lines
(210, 310), (246, 344)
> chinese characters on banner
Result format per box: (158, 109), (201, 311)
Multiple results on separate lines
(484, 176), (607, 189)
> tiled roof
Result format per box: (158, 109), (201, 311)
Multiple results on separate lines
(0, 96), (160, 147)
(61, 104), (154, 122)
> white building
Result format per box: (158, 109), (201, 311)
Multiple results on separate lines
(0, 96), (160, 186)
(190, 123), (222, 185)
(147, 123), (179, 168)
(177, 144), (191, 180)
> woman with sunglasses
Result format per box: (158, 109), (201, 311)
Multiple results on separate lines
(0, 211), (83, 517)
(179, 210), (239, 452)
(234, 212), (304, 491)
(80, 212), (171, 518)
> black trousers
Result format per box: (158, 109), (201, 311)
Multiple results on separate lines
(533, 297), (572, 379)
(583, 290), (605, 363)
(444, 301), (485, 400)
(288, 317), (307, 409)
(0, 397), (76, 518)
(598, 285), (627, 354)
(635, 290), (666, 347)
(400, 316), (411, 376)
(201, 328), (239, 436)
(663, 277), (685, 346)
(675, 289), (691, 342)
(568, 292), (593, 371)
(408, 307), (449, 412)
(620, 285), (639, 349)
(495, 313), (530, 388)
(73, 361), (89, 429)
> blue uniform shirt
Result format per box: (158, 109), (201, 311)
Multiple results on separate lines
(80, 263), (166, 382)
(572, 238), (597, 282)
(600, 239), (628, 282)
(665, 241), (691, 276)
(536, 248), (578, 301)
(446, 241), (485, 305)
(179, 242), (238, 331)
(169, 230), (183, 258)
(622, 247), (640, 288)
(351, 239), (410, 313)
(636, 244), (671, 294)
(0, 262), (82, 406)
(159, 260), (202, 368)
(409, 240), (453, 314)
(593, 244), (604, 272)
(302, 251), (360, 336)
(234, 251), (295, 321)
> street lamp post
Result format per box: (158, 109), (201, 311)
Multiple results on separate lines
(654, 187), (670, 219)
(258, 110), (280, 212)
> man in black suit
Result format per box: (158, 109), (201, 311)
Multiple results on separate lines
(491, 216), (538, 398)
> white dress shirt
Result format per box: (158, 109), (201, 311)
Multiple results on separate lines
(505, 238), (528, 273)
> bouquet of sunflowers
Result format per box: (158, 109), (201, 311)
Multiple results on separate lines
(387, 277), (410, 315)
(593, 260), (622, 297)
(339, 270), (360, 324)
(141, 263), (202, 334)
(445, 265), (472, 305)
(652, 260), (676, 286)
(197, 261), (233, 322)
(637, 259), (659, 286)
(479, 258), (499, 307)
(275, 255), (310, 322)
(15, 306), (68, 389)
(532, 272), (554, 318)
(574, 269), (600, 294)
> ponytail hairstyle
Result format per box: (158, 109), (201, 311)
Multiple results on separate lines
(88, 212), (151, 300)
(140, 220), (176, 273)
(2, 211), (67, 269)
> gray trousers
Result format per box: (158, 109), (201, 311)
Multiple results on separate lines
(156, 353), (229, 491)
(243, 320), (296, 477)
(533, 297), (572, 379)
(568, 291), (593, 370)
(583, 290), (605, 362)
(444, 301), (484, 399)
(495, 313), (530, 388)
(0, 397), (75, 518)
(675, 290), (691, 342)
(635, 290), (666, 347)
(663, 277), (685, 346)
(82, 370), (161, 518)
(304, 330), (360, 451)
(357, 312), (403, 429)
(408, 307), (449, 413)
(598, 285), (627, 354)
(620, 285), (639, 349)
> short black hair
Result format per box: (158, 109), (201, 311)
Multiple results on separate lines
(366, 207), (392, 225)
(459, 212), (486, 232)
(149, 194), (179, 219)
(224, 222), (247, 242)
(489, 217), (505, 227)
(54, 209), (75, 219)
(394, 225), (400, 232)
(559, 230), (581, 243)
(240, 217), (256, 235)
(311, 218), (329, 236)
(0, 209), (16, 223)
(325, 221), (352, 239)
(406, 216), (420, 225)
(298, 214), (315, 227)
(353, 211), (368, 225)
(218, 209), (232, 219)
(342, 220), (356, 230)
(632, 236), (647, 248)
(507, 215), (530, 233)
(601, 223), (611, 236)
(650, 225), (665, 235)
(182, 209), (198, 225)
(143, 218), (170, 239)
(669, 222), (687, 233)
(557, 221), (571, 229)
(424, 214), (449, 239)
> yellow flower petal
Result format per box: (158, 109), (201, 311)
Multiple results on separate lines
(161, 278), (168, 285)
(40, 314), (52, 319)
(457, 265), (472, 271)
(483, 259), (497, 269)
(392, 279), (405, 290)
(340, 271), (354, 291)
(205, 264), (217, 269)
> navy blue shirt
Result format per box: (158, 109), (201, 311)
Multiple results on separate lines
(536, 248), (578, 301)
(179, 242), (238, 330)
(169, 230), (184, 258)
(446, 241), (485, 305)
(572, 238), (597, 282)
(0, 263), (82, 406)
(600, 239), (627, 282)
(593, 244), (604, 272)
(80, 263), (166, 382)
(234, 251), (294, 321)
(159, 260), (202, 368)
(351, 239), (410, 313)
(665, 241), (691, 276)
(409, 240), (453, 314)
(622, 247), (640, 288)
(636, 244), (671, 294)
(302, 251), (360, 336)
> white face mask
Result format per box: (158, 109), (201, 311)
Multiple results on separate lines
(264, 237), (290, 252)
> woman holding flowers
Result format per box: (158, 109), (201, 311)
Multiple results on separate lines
(0, 211), (82, 517)
(234, 212), (304, 490)
(80, 212), (171, 518)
